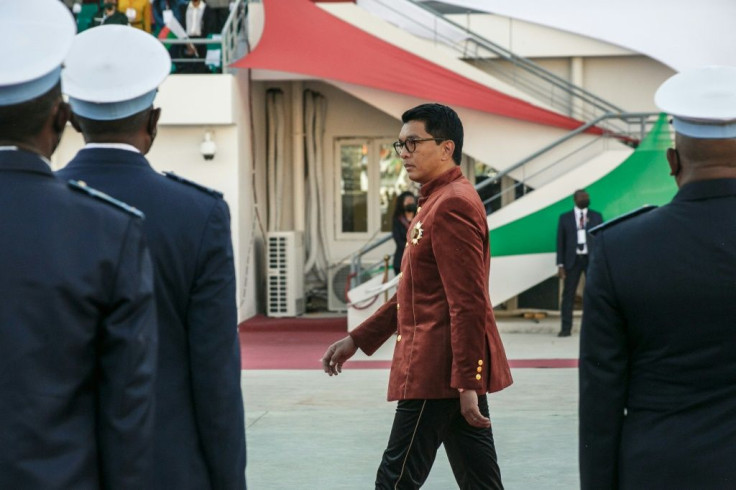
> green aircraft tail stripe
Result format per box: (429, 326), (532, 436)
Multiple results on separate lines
(490, 114), (676, 257)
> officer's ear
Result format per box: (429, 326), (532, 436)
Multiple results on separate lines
(147, 107), (161, 138)
(69, 113), (82, 134)
(667, 148), (681, 176)
(52, 100), (71, 135)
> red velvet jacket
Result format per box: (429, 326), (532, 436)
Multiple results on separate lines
(350, 167), (513, 401)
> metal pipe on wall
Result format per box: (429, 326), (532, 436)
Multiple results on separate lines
(265, 88), (286, 232)
(313, 93), (330, 274)
(303, 91), (319, 275)
(274, 90), (286, 230)
(302, 89), (329, 281)
(292, 81), (305, 232)
(266, 89), (276, 231)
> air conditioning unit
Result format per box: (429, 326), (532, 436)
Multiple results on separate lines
(266, 231), (305, 317)
(327, 261), (375, 312)
(327, 262), (352, 312)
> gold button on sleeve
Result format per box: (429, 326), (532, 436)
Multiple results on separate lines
(397, 335), (402, 342)
(477, 366), (482, 373)
(417, 206), (421, 213)
(478, 360), (483, 366)
(475, 374), (482, 381)
(396, 303), (400, 310)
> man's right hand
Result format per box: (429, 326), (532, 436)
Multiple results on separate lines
(459, 390), (492, 429)
(557, 266), (566, 279)
(321, 335), (358, 376)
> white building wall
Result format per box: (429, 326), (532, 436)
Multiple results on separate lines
(582, 56), (675, 112)
(445, 13), (633, 59)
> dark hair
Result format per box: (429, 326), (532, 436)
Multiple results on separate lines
(74, 108), (151, 138)
(0, 82), (62, 142)
(401, 103), (463, 165)
(393, 191), (416, 219)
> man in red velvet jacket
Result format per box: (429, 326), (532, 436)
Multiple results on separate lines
(322, 103), (512, 489)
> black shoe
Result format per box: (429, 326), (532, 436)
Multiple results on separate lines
(557, 331), (571, 337)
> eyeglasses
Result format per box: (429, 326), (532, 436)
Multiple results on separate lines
(392, 137), (444, 156)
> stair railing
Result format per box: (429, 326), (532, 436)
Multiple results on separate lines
(360, 0), (628, 133)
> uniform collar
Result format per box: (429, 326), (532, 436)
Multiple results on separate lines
(0, 148), (54, 176)
(418, 166), (463, 203)
(71, 146), (152, 168)
(84, 142), (140, 153)
(673, 178), (736, 202)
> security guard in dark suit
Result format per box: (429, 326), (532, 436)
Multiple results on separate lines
(0, 2), (157, 488)
(556, 189), (603, 337)
(59, 25), (246, 489)
(579, 65), (736, 489)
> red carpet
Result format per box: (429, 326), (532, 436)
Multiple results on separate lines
(239, 315), (578, 370)
(239, 315), (347, 370)
(239, 314), (347, 332)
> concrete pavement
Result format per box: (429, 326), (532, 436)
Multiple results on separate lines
(242, 316), (581, 489)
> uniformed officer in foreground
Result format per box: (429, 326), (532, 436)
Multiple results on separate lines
(58, 25), (246, 490)
(579, 65), (736, 489)
(0, 2), (157, 488)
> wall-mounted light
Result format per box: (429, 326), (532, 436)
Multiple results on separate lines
(200, 130), (216, 161)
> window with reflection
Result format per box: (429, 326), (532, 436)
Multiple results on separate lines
(337, 139), (418, 238)
(340, 143), (368, 233)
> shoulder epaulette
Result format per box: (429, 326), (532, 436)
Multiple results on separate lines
(589, 205), (657, 236)
(163, 171), (223, 198)
(67, 180), (145, 219)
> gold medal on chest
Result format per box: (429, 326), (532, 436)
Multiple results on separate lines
(411, 220), (424, 245)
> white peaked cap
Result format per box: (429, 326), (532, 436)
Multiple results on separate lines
(0, 0), (76, 106)
(63, 25), (171, 121)
(655, 65), (736, 139)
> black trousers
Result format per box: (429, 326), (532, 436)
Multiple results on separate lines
(560, 254), (588, 333)
(375, 396), (503, 490)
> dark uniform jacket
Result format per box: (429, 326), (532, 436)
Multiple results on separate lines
(0, 148), (157, 489)
(556, 208), (603, 269)
(579, 178), (736, 489)
(351, 167), (512, 400)
(58, 148), (246, 490)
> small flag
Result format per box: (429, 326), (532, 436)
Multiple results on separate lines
(164, 16), (187, 40)
(157, 25), (174, 41)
